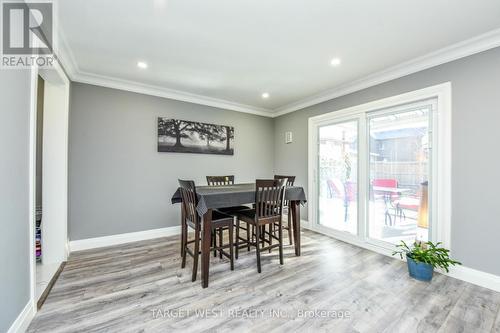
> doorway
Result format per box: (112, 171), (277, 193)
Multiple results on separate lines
(30, 62), (70, 309)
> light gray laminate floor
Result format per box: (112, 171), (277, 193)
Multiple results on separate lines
(28, 230), (500, 333)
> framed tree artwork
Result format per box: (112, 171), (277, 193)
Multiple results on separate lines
(157, 118), (234, 155)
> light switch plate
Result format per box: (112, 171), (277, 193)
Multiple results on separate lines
(285, 131), (293, 144)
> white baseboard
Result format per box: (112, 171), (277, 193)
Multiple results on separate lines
(447, 265), (500, 292)
(7, 301), (35, 333)
(302, 219), (500, 292)
(69, 226), (181, 252)
(70, 220), (308, 253)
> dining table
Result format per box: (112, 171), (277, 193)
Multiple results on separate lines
(171, 183), (307, 288)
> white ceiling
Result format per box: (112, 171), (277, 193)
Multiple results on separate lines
(57, 0), (500, 115)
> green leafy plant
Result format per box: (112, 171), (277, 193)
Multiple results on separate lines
(392, 240), (461, 272)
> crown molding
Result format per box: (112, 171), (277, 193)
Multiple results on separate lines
(55, 27), (79, 80)
(272, 27), (500, 117)
(73, 71), (273, 117)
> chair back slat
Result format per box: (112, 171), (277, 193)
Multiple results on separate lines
(178, 179), (199, 224)
(206, 175), (235, 186)
(274, 175), (295, 186)
(255, 179), (287, 220)
(274, 175), (295, 207)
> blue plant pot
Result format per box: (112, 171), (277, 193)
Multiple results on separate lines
(406, 254), (434, 281)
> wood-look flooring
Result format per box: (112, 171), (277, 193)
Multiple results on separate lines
(28, 230), (500, 333)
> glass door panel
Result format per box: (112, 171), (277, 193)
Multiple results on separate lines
(318, 120), (358, 234)
(368, 108), (430, 244)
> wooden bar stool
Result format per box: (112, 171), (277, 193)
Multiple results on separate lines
(206, 175), (250, 212)
(206, 175), (250, 258)
(274, 175), (296, 245)
(235, 179), (287, 273)
(178, 179), (234, 282)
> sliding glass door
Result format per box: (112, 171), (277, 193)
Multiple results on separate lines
(367, 107), (431, 245)
(312, 98), (436, 249)
(318, 120), (358, 234)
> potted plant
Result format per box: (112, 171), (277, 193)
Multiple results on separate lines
(392, 241), (461, 281)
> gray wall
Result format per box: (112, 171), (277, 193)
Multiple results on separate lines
(274, 47), (500, 276)
(69, 83), (275, 241)
(0, 70), (32, 332)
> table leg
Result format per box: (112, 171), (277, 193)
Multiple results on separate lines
(290, 200), (301, 256)
(201, 209), (212, 288)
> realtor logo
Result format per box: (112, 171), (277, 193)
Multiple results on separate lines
(1, 0), (55, 68)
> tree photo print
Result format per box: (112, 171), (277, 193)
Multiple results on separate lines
(157, 118), (234, 155)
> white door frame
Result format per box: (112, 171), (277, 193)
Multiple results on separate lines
(308, 82), (452, 256)
(28, 59), (70, 311)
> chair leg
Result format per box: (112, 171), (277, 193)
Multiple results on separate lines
(181, 219), (186, 258)
(181, 222), (187, 268)
(287, 211), (293, 245)
(213, 231), (217, 257)
(218, 228), (223, 259)
(181, 246), (187, 268)
(385, 210), (392, 226)
(268, 223), (272, 253)
(192, 225), (200, 282)
(247, 224), (251, 252)
(255, 224), (261, 273)
(228, 223), (234, 271)
(279, 221), (284, 265)
(235, 219), (240, 259)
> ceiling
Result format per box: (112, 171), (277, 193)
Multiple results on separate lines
(57, 0), (500, 116)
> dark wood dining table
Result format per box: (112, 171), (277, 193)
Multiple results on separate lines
(171, 183), (307, 288)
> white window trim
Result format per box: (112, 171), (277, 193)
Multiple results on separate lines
(308, 82), (452, 254)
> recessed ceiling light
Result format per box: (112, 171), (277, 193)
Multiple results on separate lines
(137, 61), (148, 69)
(261, 92), (270, 99)
(330, 58), (341, 66)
